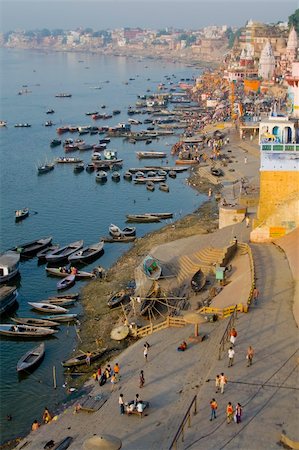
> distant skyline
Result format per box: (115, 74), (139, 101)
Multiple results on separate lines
(0, 1), (297, 33)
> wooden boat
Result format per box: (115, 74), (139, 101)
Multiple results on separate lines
(45, 240), (84, 263)
(52, 436), (73, 450)
(0, 286), (18, 315)
(48, 293), (79, 300)
(44, 314), (77, 322)
(191, 269), (206, 293)
(134, 176), (166, 184)
(28, 302), (68, 314)
(123, 171), (133, 181)
(136, 151), (167, 159)
(14, 123), (31, 128)
(107, 290), (131, 308)
(12, 317), (59, 327)
(46, 267), (95, 279)
(55, 93), (72, 98)
(159, 182), (169, 192)
(57, 275), (76, 291)
(55, 157), (83, 164)
(0, 252), (20, 283)
(62, 347), (107, 367)
(211, 168), (224, 177)
(12, 236), (53, 258)
(37, 163), (55, 175)
(143, 255), (162, 280)
(46, 109), (55, 114)
(96, 171), (108, 182)
(15, 208), (29, 222)
(0, 324), (57, 337)
(126, 214), (161, 223)
(73, 163), (85, 173)
(68, 241), (104, 263)
(111, 171), (121, 181)
(36, 245), (60, 262)
(42, 298), (76, 307)
(50, 139), (61, 148)
(143, 212), (173, 219)
(17, 342), (45, 372)
(78, 143), (93, 151)
(109, 224), (136, 238)
(146, 181), (155, 191)
(101, 235), (136, 243)
(175, 159), (198, 165)
(86, 164), (95, 173)
(93, 158), (123, 168)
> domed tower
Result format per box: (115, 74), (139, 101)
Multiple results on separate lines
(286, 26), (298, 63)
(258, 40), (275, 80)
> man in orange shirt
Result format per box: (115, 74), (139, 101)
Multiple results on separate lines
(210, 399), (218, 421)
(226, 402), (234, 423)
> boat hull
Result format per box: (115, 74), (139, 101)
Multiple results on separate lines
(17, 343), (45, 372)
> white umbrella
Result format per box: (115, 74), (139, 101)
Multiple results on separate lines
(83, 434), (122, 450)
(110, 325), (129, 341)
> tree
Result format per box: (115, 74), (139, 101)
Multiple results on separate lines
(289, 9), (299, 34)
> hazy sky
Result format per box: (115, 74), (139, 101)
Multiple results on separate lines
(0, 0), (297, 32)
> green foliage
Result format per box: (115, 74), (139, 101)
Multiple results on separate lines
(289, 9), (299, 34)
(178, 33), (196, 46)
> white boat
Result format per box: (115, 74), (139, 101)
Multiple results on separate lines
(0, 121), (7, 127)
(0, 324), (57, 337)
(0, 251), (20, 283)
(28, 302), (68, 314)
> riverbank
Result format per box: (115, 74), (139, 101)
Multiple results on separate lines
(12, 127), (299, 449)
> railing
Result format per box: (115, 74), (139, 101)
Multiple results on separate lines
(169, 395), (197, 450)
(198, 303), (243, 319)
(261, 143), (299, 152)
(238, 243), (255, 306)
(218, 305), (238, 360)
(133, 316), (186, 338)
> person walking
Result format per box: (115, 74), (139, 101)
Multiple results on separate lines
(110, 373), (117, 391)
(235, 403), (242, 423)
(230, 328), (237, 347)
(215, 374), (221, 393)
(113, 362), (120, 381)
(219, 373), (227, 394)
(245, 215), (250, 228)
(247, 345), (254, 367)
(119, 394), (125, 415)
(143, 343), (148, 362)
(226, 402), (234, 423)
(139, 370), (145, 388)
(228, 346), (235, 367)
(253, 286), (260, 304)
(210, 398), (218, 421)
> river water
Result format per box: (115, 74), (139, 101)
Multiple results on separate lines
(0, 48), (205, 443)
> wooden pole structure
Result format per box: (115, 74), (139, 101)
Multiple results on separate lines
(53, 366), (57, 389)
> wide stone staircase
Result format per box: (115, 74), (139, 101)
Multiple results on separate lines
(176, 246), (226, 284)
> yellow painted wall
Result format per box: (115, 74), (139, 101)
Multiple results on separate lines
(256, 171), (299, 225)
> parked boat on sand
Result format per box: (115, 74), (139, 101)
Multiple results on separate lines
(62, 347), (107, 368)
(191, 269), (206, 293)
(43, 314), (77, 323)
(126, 214), (161, 223)
(109, 224), (136, 238)
(143, 255), (162, 280)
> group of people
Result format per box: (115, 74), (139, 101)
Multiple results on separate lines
(211, 326), (256, 426)
(31, 407), (52, 431)
(95, 362), (120, 389)
(59, 266), (78, 275)
(119, 393), (147, 416)
(210, 399), (242, 424)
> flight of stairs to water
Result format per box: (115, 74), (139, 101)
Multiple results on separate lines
(176, 247), (226, 284)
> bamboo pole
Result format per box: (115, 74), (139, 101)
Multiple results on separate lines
(53, 366), (57, 389)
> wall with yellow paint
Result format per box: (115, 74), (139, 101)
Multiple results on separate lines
(255, 171), (299, 225)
